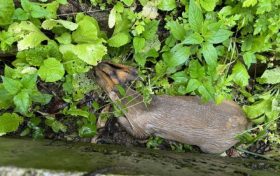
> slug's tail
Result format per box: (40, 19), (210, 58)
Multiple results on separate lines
(94, 61), (137, 93)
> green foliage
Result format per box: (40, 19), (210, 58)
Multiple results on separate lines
(0, 113), (23, 136)
(0, 0), (279, 156)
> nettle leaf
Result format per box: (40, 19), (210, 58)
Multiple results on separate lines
(133, 37), (145, 52)
(108, 32), (131, 47)
(242, 0), (258, 7)
(42, 19), (78, 31)
(186, 79), (201, 93)
(45, 116), (67, 133)
(189, 0), (204, 32)
(0, 0), (15, 26)
(72, 14), (102, 43)
(243, 52), (256, 68)
(14, 90), (31, 114)
(183, 32), (204, 44)
(163, 44), (190, 68)
(231, 61), (249, 87)
(166, 21), (186, 41)
(31, 90), (52, 105)
(188, 60), (205, 79)
(59, 43), (107, 66)
(158, 0), (176, 11)
(79, 124), (96, 138)
(38, 58), (65, 82)
(0, 113), (23, 136)
(2, 76), (22, 95)
(200, 0), (218, 11)
(0, 84), (13, 110)
(13, 8), (29, 21)
(201, 42), (217, 66)
(21, 74), (37, 90)
(206, 28), (232, 44)
(258, 67), (280, 84)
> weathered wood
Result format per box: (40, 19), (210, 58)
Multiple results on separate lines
(0, 138), (279, 176)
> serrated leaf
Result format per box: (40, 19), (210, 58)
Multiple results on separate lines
(0, 0), (15, 26)
(259, 67), (280, 84)
(0, 84), (13, 109)
(158, 0), (176, 11)
(38, 58), (65, 82)
(108, 32), (131, 47)
(231, 61), (249, 87)
(163, 44), (190, 68)
(200, 0), (218, 11)
(42, 19), (78, 31)
(0, 113), (23, 136)
(166, 21), (186, 41)
(243, 52), (256, 68)
(189, 0), (204, 32)
(2, 76), (22, 95)
(170, 71), (188, 83)
(188, 60), (205, 79)
(79, 124), (96, 137)
(201, 42), (217, 66)
(206, 29), (232, 44)
(186, 79), (201, 93)
(31, 90), (52, 105)
(60, 43), (107, 66)
(133, 37), (145, 52)
(21, 74), (37, 90)
(13, 8), (29, 21)
(14, 90), (31, 114)
(183, 32), (204, 44)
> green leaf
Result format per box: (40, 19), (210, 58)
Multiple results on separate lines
(45, 116), (67, 133)
(242, 0), (258, 7)
(133, 37), (145, 52)
(189, 0), (204, 32)
(200, 0), (217, 11)
(259, 67), (280, 84)
(66, 105), (90, 118)
(183, 32), (204, 44)
(13, 90), (31, 114)
(206, 29), (232, 44)
(0, 85), (13, 109)
(38, 58), (65, 82)
(72, 14), (102, 43)
(21, 0), (50, 19)
(21, 74), (37, 90)
(186, 79), (201, 93)
(79, 124), (96, 137)
(188, 60), (205, 79)
(108, 8), (116, 28)
(42, 19), (78, 31)
(8, 21), (48, 51)
(201, 42), (217, 66)
(166, 21), (186, 41)
(0, 0), (15, 26)
(31, 91), (52, 105)
(108, 32), (131, 47)
(243, 52), (256, 68)
(170, 71), (188, 83)
(59, 43), (107, 66)
(158, 0), (176, 11)
(121, 0), (134, 6)
(231, 61), (249, 87)
(163, 44), (190, 68)
(2, 76), (22, 95)
(13, 8), (29, 21)
(55, 32), (71, 44)
(0, 113), (23, 136)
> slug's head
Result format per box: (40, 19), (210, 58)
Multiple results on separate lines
(94, 61), (137, 94)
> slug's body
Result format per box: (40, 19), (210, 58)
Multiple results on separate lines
(94, 62), (248, 153)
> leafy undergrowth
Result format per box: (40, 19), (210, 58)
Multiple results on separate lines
(0, 0), (279, 159)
